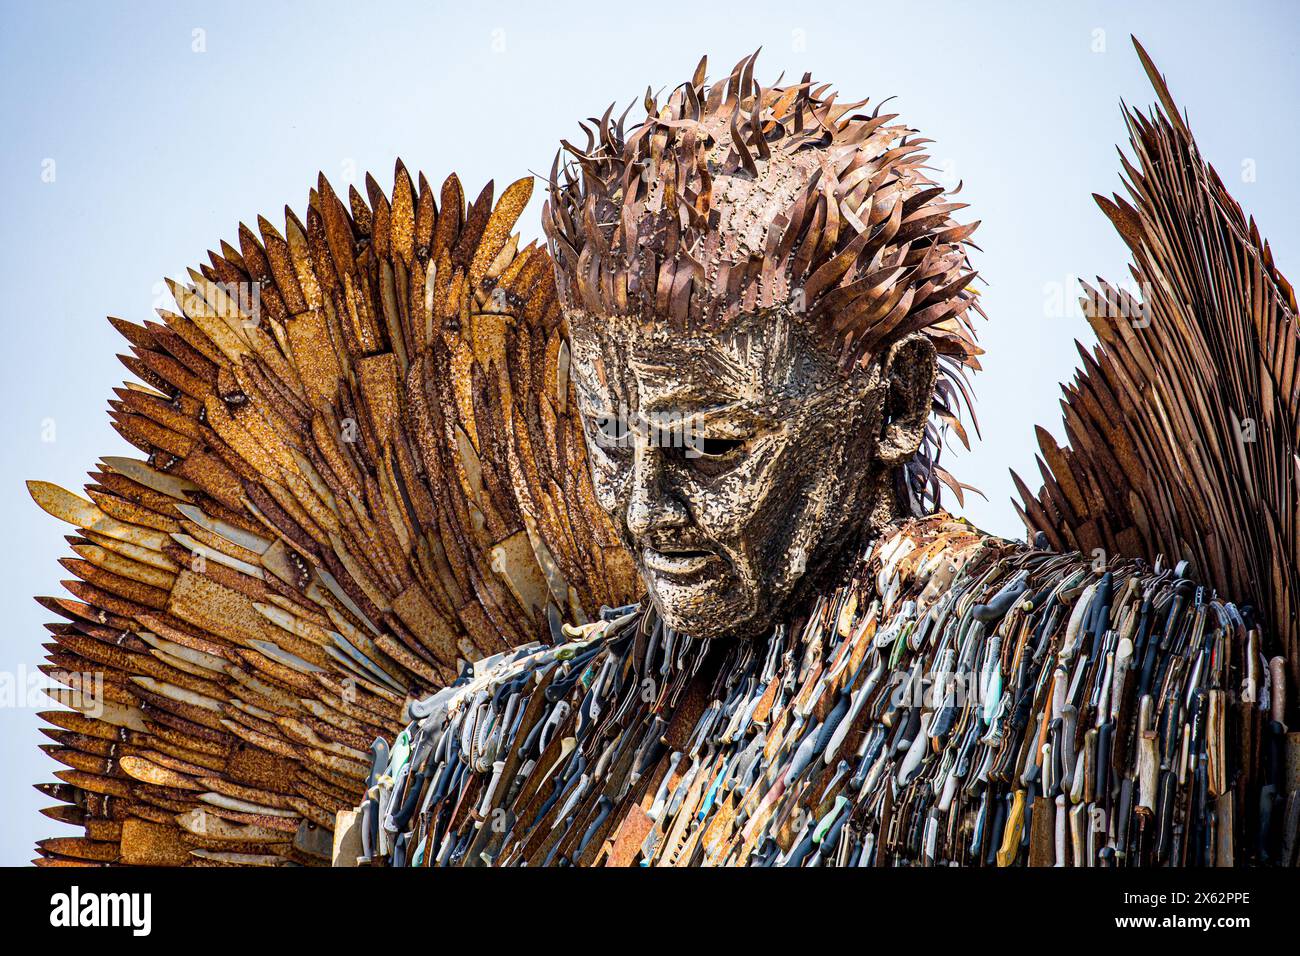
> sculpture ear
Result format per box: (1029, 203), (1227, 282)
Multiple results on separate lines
(876, 333), (938, 466)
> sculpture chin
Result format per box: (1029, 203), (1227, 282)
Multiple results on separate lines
(638, 546), (764, 640)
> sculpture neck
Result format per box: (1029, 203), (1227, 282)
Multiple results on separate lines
(761, 462), (916, 643)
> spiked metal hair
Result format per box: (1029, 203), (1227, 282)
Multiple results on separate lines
(543, 52), (985, 511)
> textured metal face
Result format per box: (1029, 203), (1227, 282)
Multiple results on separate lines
(569, 309), (914, 639)
(545, 54), (986, 517)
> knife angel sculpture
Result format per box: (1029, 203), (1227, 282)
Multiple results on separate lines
(26, 39), (1297, 866)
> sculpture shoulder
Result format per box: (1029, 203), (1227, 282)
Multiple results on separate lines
(860, 511), (1260, 684)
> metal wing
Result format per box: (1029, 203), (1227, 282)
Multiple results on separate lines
(28, 165), (637, 866)
(1014, 38), (1298, 681)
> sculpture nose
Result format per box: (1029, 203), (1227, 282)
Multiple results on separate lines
(626, 443), (690, 539)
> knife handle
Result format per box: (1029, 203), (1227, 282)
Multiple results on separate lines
(1155, 769), (1176, 863)
(1270, 657), (1287, 727)
(1054, 794), (1068, 866)
(996, 789), (1025, 867)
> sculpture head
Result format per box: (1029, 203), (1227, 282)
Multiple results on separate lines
(545, 54), (983, 640)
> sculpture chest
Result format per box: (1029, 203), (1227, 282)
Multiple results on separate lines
(349, 512), (1288, 867)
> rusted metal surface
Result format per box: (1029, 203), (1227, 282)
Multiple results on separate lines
(28, 169), (636, 866)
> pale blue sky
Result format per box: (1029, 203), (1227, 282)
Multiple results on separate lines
(1, 0), (1296, 864)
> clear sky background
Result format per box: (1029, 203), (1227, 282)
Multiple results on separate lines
(0, 0), (1296, 865)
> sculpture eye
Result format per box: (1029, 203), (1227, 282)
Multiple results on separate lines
(694, 437), (746, 458)
(590, 413), (633, 453)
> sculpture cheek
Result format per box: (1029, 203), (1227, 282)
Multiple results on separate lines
(674, 467), (768, 559)
(589, 458), (630, 519)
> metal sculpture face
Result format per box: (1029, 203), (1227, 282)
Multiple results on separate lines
(569, 309), (935, 639)
(545, 53), (981, 638)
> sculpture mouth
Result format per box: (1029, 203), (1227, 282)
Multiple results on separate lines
(642, 546), (716, 578)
